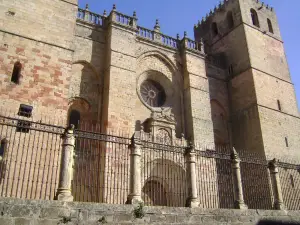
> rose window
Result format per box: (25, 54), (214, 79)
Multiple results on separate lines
(140, 80), (166, 107)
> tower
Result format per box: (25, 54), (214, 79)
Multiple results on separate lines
(195, 0), (300, 161)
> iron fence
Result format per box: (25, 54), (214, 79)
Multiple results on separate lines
(73, 126), (131, 204)
(0, 113), (299, 210)
(141, 140), (187, 207)
(0, 113), (64, 200)
(278, 161), (300, 210)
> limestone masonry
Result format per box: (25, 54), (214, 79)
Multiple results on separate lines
(1, 0), (299, 159)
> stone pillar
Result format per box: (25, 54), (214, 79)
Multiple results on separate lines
(185, 143), (200, 208)
(268, 158), (285, 210)
(126, 131), (143, 204)
(55, 125), (75, 201)
(231, 148), (248, 209)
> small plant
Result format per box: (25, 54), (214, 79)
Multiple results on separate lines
(133, 202), (145, 219)
(98, 216), (107, 224)
(58, 216), (72, 224)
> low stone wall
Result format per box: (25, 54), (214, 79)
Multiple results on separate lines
(0, 197), (299, 225)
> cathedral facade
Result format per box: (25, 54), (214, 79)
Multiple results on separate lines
(0, 0), (299, 163)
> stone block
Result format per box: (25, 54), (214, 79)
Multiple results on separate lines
(0, 217), (13, 225)
(15, 217), (32, 225)
(40, 207), (70, 219)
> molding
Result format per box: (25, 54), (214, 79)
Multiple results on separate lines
(74, 35), (106, 45)
(257, 104), (300, 120)
(110, 64), (135, 73)
(231, 66), (294, 85)
(59, 0), (78, 6)
(0, 29), (74, 52)
(111, 49), (136, 59)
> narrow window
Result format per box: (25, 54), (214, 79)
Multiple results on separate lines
(290, 175), (295, 188)
(0, 139), (7, 158)
(228, 65), (233, 76)
(267, 18), (274, 33)
(277, 100), (281, 111)
(212, 22), (219, 37)
(227, 11), (234, 29)
(69, 110), (81, 129)
(16, 104), (33, 133)
(285, 137), (289, 147)
(250, 9), (260, 27)
(11, 61), (22, 84)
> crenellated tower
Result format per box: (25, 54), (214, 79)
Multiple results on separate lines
(195, 0), (300, 161)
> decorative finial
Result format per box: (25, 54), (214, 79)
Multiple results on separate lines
(85, 4), (89, 10)
(154, 19), (160, 32)
(177, 33), (180, 40)
(133, 11), (137, 18)
(103, 10), (107, 17)
(184, 31), (187, 38)
(112, 4), (116, 11)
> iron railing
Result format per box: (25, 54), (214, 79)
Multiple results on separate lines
(0, 112), (299, 210)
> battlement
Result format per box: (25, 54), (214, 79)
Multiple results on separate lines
(76, 4), (205, 55)
(195, 0), (274, 29)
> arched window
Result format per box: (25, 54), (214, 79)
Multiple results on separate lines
(11, 61), (22, 84)
(227, 11), (234, 29)
(250, 9), (260, 27)
(212, 22), (219, 37)
(267, 18), (274, 33)
(69, 110), (80, 129)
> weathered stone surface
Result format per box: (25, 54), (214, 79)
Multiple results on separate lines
(0, 198), (299, 225)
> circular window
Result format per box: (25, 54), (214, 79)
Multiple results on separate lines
(140, 80), (166, 107)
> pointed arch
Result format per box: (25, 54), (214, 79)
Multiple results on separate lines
(72, 60), (100, 81)
(250, 8), (260, 27)
(267, 18), (274, 33)
(137, 50), (177, 74)
(212, 22), (219, 37)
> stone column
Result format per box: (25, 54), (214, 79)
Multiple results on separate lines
(55, 125), (75, 201)
(268, 158), (285, 210)
(126, 131), (143, 204)
(185, 143), (200, 208)
(231, 148), (248, 209)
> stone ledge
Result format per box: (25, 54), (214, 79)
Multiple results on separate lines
(0, 197), (299, 225)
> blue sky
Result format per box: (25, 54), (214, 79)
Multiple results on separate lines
(78, 0), (300, 110)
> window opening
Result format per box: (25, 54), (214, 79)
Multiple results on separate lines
(285, 137), (289, 147)
(16, 104), (33, 133)
(69, 110), (81, 129)
(267, 18), (274, 33)
(290, 175), (295, 188)
(140, 80), (166, 108)
(277, 100), (281, 111)
(11, 61), (22, 84)
(227, 11), (234, 29)
(250, 9), (260, 27)
(0, 139), (7, 158)
(212, 22), (219, 37)
(18, 104), (33, 117)
(228, 65), (233, 76)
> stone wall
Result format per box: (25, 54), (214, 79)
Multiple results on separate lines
(0, 198), (299, 225)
